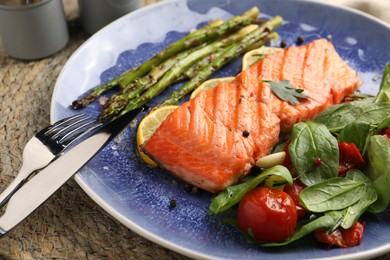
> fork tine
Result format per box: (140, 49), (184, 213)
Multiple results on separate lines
(50, 115), (92, 139)
(35, 114), (101, 155)
(59, 120), (95, 142)
(43, 113), (86, 135)
(60, 121), (103, 148)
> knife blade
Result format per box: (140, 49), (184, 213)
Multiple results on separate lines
(0, 107), (143, 236)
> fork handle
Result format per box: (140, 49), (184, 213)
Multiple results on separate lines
(0, 166), (32, 208)
(0, 137), (56, 208)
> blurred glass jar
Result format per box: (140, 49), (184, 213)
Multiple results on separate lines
(78, 0), (144, 35)
(0, 0), (69, 60)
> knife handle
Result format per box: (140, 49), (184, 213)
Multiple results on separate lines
(0, 107), (143, 236)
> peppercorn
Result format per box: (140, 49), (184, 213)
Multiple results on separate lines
(297, 35), (305, 45)
(169, 199), (177, 208)
(242, 130), (250, 137)
(280, 39), (287, 48)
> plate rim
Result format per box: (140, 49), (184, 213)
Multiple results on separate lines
(51, 0), (390, 259)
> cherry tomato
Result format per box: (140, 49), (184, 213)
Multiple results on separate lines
(338, 142), (365, 176)
(380, 127), (390, 143)
(314, 221), (365, 248)
(238, 186), (297, 242)
(284, 179), (307, 219)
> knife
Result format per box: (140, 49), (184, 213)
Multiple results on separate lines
(0, 107), (143, 236)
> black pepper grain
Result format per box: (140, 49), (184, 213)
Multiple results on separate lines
(280, 39), (287, 48)
(169, 199), (177, 208)
(297, 35), (305, 45)
(242, 130), (250, 137)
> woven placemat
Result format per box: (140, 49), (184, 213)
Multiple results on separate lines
(0, 0), (389, 259)
(0, 0), (187, 259)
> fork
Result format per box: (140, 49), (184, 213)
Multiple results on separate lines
(0, 113), (101, 208)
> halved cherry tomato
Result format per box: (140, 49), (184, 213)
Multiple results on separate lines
(338, 142), (365, 176)
(284, 179), (307, 219)
(238, 186), (297, 242)
(380, 127), (390, 142)
(314, 221), (365, 248)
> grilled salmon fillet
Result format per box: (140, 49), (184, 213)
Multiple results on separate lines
(144, 39), (362, 193)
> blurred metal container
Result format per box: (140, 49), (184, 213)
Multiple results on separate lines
(0, 0), (69, 60)
(78, 0), (144, 35)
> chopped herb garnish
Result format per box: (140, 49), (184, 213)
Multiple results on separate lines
(239, 94), (246, 102)
(344, 93), (374, 101)
(252, 53), (268, 59)
(262, 79), (308, 104)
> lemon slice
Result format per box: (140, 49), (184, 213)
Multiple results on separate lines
(190, 77), (235, 99)
(242, 46), (282, 70)
(136, 105), (178, 167)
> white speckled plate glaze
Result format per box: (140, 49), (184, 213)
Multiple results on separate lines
(51, 0), (390, 259)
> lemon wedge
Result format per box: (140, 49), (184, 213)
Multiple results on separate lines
(242, 46), (282, 70)
(190, 77), (235, 99)
(136, 105), (178, 167)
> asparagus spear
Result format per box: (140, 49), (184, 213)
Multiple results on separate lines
(110, 24), (260, 119)
(71, 8), (260, 109)
(71, 73), (127, 109)
(180, 53), (219, 80)
(118, 9), (259, 88)
(71, 21), (224, 110)
(182, 20), (270, 80)
(158, 16), (283, 107)
(99, 46), (201, 120)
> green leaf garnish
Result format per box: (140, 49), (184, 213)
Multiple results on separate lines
(208, 165), (292, 215)
(262, 79), (308, 104)
(375, 62), (390, 103)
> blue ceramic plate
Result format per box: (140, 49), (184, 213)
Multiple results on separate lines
(51, 0), (390, 259)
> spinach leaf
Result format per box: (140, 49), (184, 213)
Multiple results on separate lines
(341, 170), (378, 229)
(259, 170), (377, 247)
(263, 80), (308, 104)
(365, 135), (390, 213)
(336, 114), (390, 154)
(375, 62), (390, 103)
(289, 122), (339, 186)
(337, 122), (372, 153)
(378, 115), (390, 130)
(261, 214), (339, 247)
(314, 101), (390, 133)
(209, 165), (292, 215)
(299, 177), (365, 213)
(313, 101), (366, 132)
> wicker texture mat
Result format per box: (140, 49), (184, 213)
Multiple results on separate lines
(0, 0), (389, 259)
(0, 0), (186, 259)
